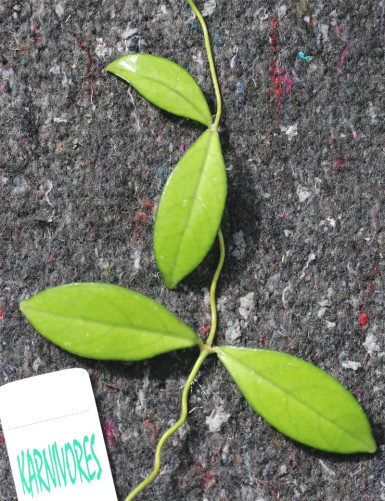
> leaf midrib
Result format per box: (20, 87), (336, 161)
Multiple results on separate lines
(25, 307), (199, 343)
(120, 69), (211, 125)
(169, 132), (218, 285)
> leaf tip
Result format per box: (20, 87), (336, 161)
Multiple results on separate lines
(163, 274), (178, 290)
(105, 62), (114, 74)
(364, 436), (377, 454)
(19, 298), (28, 315)
(105, 58), (126, 75)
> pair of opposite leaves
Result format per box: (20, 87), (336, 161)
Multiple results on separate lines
(21, 283), (376, 454)
(20, 54), (376, 455)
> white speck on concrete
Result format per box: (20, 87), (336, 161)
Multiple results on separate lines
(135, 371), (149, 416)
(329, 10), (338, 26)
(192, 50), (204, 66)
(299, 252), (316, 279)
(282, 283), (293, 309)
(297, 185), (312, 202)
(55, 4), (64, 18)
(225, 319), (241, 343)
(202, 287), (210, 307)
(132, 249), (141, 270)
(230, 45), (239, 69)
(363, 333), (380, 355)
(206, 403), (230, 432)
(41, 179), (53, 207)
(255, 7), (269, 22)
(61, 70), (68, 88)
(32, 356), (43, 372)
(315, 23), (329, 45)
(202, 0), (216, 17)
(121, 25), (138, 39)
(368, 102), (377, 124)
(349, 294), (361, 309)
(277, 5), (287, 19)
(347, 262), (360, 277)
(221, 441), (229, 460)
(317, 307), (326, 319)
(49, 65), (61, 75)
(231, 230), (246, 260)
(217, 295), (227, 312)
(341, 360), (362, 371)
(319, 459), (335, 476)
(239, 292), (255, 319)
(98, 258), (111, 271)
(127, 89), (141, 132)
(95, 38), (111, 59)
(280, 122), (298, 140)
(134, 249), (141, 270)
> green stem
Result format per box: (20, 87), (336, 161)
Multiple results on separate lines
(186, 0), (222, 130)
(124, 228), (225, 500)
(125, 5), (225, 497)
(206, 227), (225, 346)
(124, 349), (210, 501)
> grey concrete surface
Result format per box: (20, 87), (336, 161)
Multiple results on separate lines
(1, 1), (384, 499)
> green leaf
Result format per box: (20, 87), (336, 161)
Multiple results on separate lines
(20, 283), (201, 361)
(154, 129), (227, 289)
(217, 347), (376, 454)
(106, 54), (212, 127)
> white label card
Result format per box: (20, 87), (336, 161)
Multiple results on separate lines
(0, 368), (118, 501)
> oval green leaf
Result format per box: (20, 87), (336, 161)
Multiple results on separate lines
(106, 54), (212, 127)
(217, 347), (376, 454)
(20, 283), (201, 361)
(154, 129), (227, 289)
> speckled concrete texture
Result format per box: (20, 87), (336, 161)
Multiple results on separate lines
(1, 0), (385, 499)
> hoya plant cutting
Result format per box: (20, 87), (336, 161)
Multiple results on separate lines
(20, 1), (376, 499)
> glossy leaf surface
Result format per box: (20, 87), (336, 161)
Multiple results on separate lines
(218, 347), (376, 453)
(106, 54), (212, 127)
(154, 129), (227, 289)
(20, 283), (201, 360)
